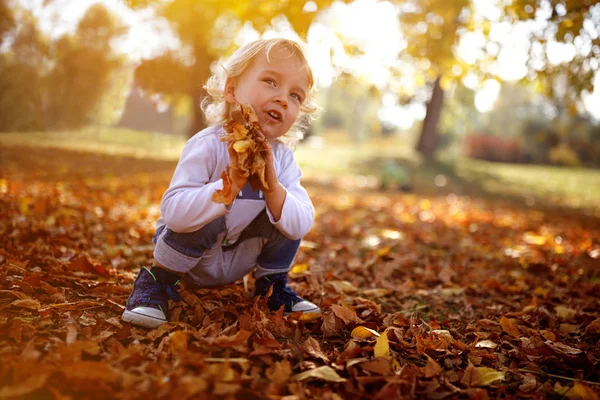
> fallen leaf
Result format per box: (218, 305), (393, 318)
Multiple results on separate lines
(11, 298), (41, 310)
(565, 382), (600, 400)
(476, 367), (505, 386)
(555, 305), (577, 321)
(351, 326), (380, 338)
(299, 312), (322, 322)
(545, 340), (583, 355)
(374, 328), (390, 359)
(292, 366), (346, 383)
(422, 355), (442, 378)
(331, 304), (363, 324)
(461, 362), (480, 387)
(302, 336), (330, 363)
(475, 340), (498, 349)
(500, 316), (520, 337)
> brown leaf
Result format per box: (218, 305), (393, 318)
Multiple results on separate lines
(292, 366), (346, 383)
(265, 360), (292, 384)
(331, 304), (363, 325)
(321, 312), (344, 337)
(545, 340), (583, 355)
(461, 362), (481, 387)
(519, 373), (538, 393)
(302, 336), (330, 363)
(422, 355), (442, 378)
(360, 358), (391, 375)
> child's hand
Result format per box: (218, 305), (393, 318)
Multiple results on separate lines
(259, 140), (282, 194)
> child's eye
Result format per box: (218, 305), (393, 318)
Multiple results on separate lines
(264, 79), (275, 86)
(291, 93), (303, 102)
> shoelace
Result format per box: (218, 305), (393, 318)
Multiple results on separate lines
(145, 280), (181, 307)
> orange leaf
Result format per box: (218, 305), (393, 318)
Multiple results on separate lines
(500, 316), (520, 337)
(422, 355), (442, 378)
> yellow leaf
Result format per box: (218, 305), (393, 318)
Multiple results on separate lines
(169, 330), (189, 355)
(351, 326), (380, 339)
(362, 288), (392, 297)
(523, 232), (546, 245)
(566, 382), (600, 400)
(377, 247), (391, 257)
(11, 298), (41, 311)
(292, 366), (346, 383)
(374, 328), (390, 359)
(299, 312), (322, 322)
(555, 305), (577, 321)
(476, 367), (505, 386)
(290, 263), (309, 274)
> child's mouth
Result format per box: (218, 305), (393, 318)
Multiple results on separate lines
(266, 110), (282, 122)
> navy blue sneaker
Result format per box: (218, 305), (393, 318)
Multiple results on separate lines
(254, 273), (320, 314)
(122, 266), (181, 329)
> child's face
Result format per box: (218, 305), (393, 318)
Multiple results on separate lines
(225, 47), (310, 140)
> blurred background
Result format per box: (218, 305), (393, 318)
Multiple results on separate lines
(1, 0), (599, 211)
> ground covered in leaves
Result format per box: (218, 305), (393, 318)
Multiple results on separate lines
(1, 146), (599, 400)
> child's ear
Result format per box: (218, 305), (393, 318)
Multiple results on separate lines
(224, 78), (237, 104)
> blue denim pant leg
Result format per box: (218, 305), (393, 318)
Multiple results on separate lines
(234, 210), (301, 279)
(152, 216), (227, 274)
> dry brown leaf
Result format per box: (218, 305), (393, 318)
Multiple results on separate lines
(461, 362), (481, 387)
(331, 304), (363, 325)
(422, 355), (442, 378)
(292, 366), (346, 383)
(302, 336), (330, 363)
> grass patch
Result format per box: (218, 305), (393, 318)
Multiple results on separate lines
(0, 126), (187, 161)
(454, 158), (600, 211)
(2, 127), (599, 212)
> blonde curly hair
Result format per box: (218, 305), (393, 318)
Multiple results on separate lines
(201, 38), (318, 145)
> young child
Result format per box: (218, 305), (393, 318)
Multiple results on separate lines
(122, 38), (320, 329)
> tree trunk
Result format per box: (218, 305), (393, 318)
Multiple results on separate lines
(416, 76), (445, 159)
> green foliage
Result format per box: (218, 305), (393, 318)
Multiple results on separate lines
(503, 0), (600, 105)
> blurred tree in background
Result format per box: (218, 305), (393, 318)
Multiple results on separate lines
(127, 0), (346, 136)
(44, 4), (127, 129)
(0, 3), (126, 132)
(394, 0), (473, 158)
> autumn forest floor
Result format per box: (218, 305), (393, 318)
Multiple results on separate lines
(0, 142), (599, 399)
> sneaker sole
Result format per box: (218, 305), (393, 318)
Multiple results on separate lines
(122, 309), (167, 329)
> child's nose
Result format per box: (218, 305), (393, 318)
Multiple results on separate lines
(273, 93), (288, 109)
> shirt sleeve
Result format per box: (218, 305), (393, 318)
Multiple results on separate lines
(160, 132), (230, 233)
(266, 145), (314, 239)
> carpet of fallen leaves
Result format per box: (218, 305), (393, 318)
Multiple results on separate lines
(1, 146), (599, 400)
